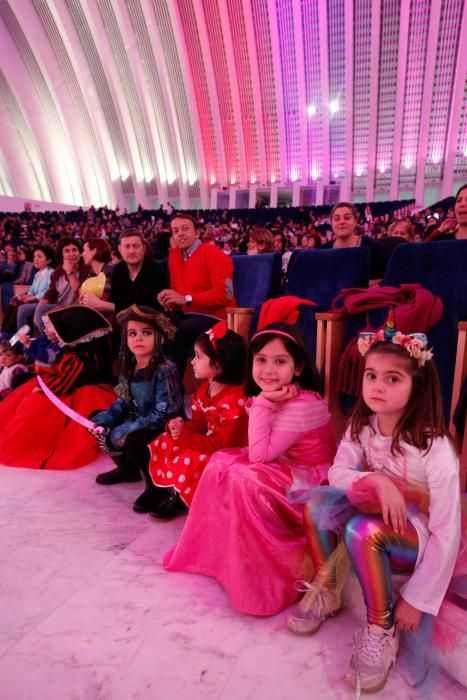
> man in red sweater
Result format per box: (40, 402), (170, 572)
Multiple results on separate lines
(157, 214), (236, 375)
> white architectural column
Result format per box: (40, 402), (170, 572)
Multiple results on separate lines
(249, 185), (257, 208)
(267, 0), (287, 184)
(414, 0), (441, 206)
(217, 1), (247, 188)
(317, 0), (330, 186)
(366, 0), (382, 203)
(441, 3), (467, 199)
(341, 0), (354, 201)
(389, 0), (410, 201)
(229, 188), (237, 209)
(270, 183), (278, 208)
(242, 0), (267, 185)
(292, 181), (300, 206)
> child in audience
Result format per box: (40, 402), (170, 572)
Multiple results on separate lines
(0, 340), (10, 374)
(288, 323), (461, 693)
(0, 306), (115, 468)
(148, 322), (248, 521)
(0, 344), (28, 399)
(163, 322), (336, 615)
(92, 306), (183, 514)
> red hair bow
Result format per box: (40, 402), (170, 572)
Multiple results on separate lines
(206, 321), (228, 347)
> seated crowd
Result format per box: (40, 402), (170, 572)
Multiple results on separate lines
(0, 185), (466, 694)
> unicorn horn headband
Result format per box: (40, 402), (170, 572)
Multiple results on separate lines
(357, 308), (433, 366)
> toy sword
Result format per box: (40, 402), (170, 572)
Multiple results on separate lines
(37, 375), (104, 433)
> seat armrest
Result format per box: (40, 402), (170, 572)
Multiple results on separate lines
(316, 311), (349, 440)
(450, 321), (467, 490)
(13, 284), (30, 297)
(226, 307), (255, 343)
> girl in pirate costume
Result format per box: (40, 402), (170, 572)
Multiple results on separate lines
(91, 305), (183, 515)
(0, 305), (115, 469)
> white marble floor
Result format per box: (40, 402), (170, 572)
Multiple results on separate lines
(1, 457), (465, 700)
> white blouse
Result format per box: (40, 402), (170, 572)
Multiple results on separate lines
(328, 417), (461, 615)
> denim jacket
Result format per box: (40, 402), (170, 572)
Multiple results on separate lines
(93, 359), (182, 446)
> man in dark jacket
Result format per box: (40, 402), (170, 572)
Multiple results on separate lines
(110, 229), (167, 313)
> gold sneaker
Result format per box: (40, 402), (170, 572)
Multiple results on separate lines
(287, 582), (342, 635)
(346, 623), (399, 693)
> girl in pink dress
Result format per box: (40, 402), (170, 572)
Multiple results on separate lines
(164, 322), (336, 616)
(148, 322), (248, 520)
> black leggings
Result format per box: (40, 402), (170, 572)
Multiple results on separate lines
(111, 427), (161, 484)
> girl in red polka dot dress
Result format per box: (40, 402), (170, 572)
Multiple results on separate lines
(148, 322), (248, 520)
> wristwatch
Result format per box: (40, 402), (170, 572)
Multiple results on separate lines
(185, 294), (193, 306)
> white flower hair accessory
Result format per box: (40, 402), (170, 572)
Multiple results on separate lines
(357, 330), (433, 366)
(357, 308), (433, 366)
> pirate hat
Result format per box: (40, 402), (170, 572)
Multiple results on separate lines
(46, 305), (112, 347)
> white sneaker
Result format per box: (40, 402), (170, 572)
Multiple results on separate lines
(287, 582), (342, 635)
(346, 623), (399, 693)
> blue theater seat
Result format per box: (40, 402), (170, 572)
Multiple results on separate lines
(227, 252), (282, 339)
(382, 241), (467, 425)
(284, 247), (371, 357)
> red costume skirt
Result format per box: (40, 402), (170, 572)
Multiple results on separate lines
(0, 379), (115, 469)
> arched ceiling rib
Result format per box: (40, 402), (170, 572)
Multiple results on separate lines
(0, 0), (464, 210)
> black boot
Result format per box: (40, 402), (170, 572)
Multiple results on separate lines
(148, 490), (188, 521)
(133, 485), (168, 513)
(96, 467), (142, 485)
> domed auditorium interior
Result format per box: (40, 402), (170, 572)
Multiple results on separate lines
(0, 1), (466, 698)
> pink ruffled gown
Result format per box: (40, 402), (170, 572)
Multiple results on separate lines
(164, 389), (336, 616)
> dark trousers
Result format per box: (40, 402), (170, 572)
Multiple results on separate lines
(167, 313), (219, 378)
(111, 427), (161, 483)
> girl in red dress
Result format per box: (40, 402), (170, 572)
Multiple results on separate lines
(148, 322), (248, 520)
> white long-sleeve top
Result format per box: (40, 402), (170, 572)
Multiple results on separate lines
(328, 417), (461, 616)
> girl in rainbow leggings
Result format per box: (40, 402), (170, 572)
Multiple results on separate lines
(288, 326), (461, 693)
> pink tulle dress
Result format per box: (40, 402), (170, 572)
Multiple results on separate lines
(164, 389), (336, 616)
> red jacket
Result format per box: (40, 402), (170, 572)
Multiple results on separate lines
(168, 243), (236, 319)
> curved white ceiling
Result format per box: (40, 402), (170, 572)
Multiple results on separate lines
(0, 0), (465, 209)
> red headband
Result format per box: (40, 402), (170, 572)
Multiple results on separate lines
(251, 329), (298, 345)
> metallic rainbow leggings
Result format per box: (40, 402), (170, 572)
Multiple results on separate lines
(304, 490), (419, 629)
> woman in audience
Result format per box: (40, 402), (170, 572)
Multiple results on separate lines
(148, 322), (248, 520)
(273, 231), (294, 284)
(425, 186), (467, 241)
(79, 237), (115, 313)
(163, 322), (336, 616)
(34, 237), (87, 331)
(389, 219), (414, 241)
(301, 232), (321, 249)
(2, 245), (55, 333)
(247, 227), (274, 255)
(0, 305), (115, 469)
(323, 202), (386, 279)
(454, 183), (467, 239)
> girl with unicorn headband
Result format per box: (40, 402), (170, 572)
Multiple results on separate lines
(288, 311), (462, 693)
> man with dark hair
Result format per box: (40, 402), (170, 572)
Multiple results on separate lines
(157, 214), (236, 376)
(109, 229), (167, 313)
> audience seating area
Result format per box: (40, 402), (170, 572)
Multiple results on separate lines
(224, 241), (467, 489)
